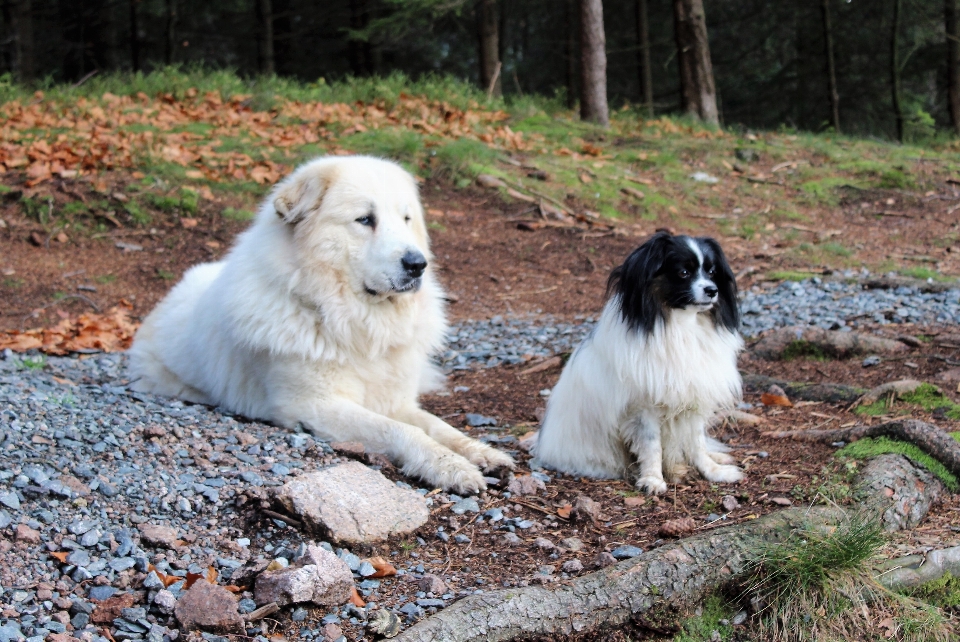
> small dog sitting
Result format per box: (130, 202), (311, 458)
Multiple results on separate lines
(534, 231), (744, 494)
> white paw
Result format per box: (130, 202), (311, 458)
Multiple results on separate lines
(425, 455), (486, 494)
(707, 451), (735, 465)
(701, 464), (744, 484)
(636, 475), (668, 495)
(466, 444), (516, 472)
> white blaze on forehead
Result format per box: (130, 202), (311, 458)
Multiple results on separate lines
(685, 237), (704, 268)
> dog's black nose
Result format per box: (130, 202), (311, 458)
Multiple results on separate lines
(704, 285), (718, 298)
(401, 250), (427, 277)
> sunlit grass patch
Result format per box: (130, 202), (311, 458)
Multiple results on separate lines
(837, 435), (960, 491)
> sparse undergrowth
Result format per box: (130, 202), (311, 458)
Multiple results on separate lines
(741, 510), (954, 642)
(838, 435), (960, 491)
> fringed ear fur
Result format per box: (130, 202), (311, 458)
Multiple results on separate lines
(608, 231), (673, 334)
(273, 163), (336, 225)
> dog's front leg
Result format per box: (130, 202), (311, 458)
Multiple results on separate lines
(279, 399), (488, 494)
(683, 414), (744, 484)
(396, 407), (515, 473)
(625, 412), (668, 495)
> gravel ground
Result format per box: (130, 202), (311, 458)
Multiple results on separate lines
(441, 276), (960, 370)
(1, 275), (959, 642)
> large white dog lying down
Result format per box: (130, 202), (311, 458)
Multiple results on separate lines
(128, 156), (514, 494)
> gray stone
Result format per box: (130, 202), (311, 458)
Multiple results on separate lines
(561, 559), (584, 573)
(142, 571), (165, 589)
(255, 543), (353, 607)
(502, 532), (522, 546)
(273, 461), (429, 545)
(88, 586), (118, 601)
(0, 625), (24, 642)
(611, 545), (643, 559)
(416, 574), (448, 595)
(174, 580), (243, 632)
(506, 475), (545, 497)
(0, 492), (20, 510)
(465, 414), (497, 427)
(560, 537), (584, 552)
(153, 590), (177, 615)
(450, 497), (480, 515)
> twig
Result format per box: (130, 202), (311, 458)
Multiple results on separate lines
(245, 603), (279, 622)
(260, 509), (302, 527)
(496, 286), (558, 300)
(71, 69), (99, 89)
(486, 62), (502, 101)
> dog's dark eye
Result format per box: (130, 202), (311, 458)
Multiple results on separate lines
(356, 213), (377, 228)
(707, 266), (716, 276)
(679, 269), (690, 279)
(404, 215), (411, 223)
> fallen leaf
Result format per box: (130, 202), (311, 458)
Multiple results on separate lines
(206, 566), (218, 583)
(368, 556), (397, 578)
(50, 551), (69, 563)
(183, 572), (204, 590)
(349, 586), (366, 607)
(180, 217), (199, 229)
(761, 392), (793, 407)
(624, 496), (646, 508)
(90, 592), (138, 623)
(769, 497), (793, 506)
(556, 503), (572, 519)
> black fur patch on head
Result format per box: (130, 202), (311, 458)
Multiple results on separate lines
(606, 231), (740, 334)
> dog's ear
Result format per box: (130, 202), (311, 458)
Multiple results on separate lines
(607, 231), (672, 334)
(701, 237), (740, 332)
(273, 162), (336, 225)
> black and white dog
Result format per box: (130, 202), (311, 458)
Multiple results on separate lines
(534, 231), (744, 494)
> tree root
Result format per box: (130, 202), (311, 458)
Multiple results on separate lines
(765, 418), (960, 480)
(393, 501), (959, 642)
(393, 507), (843, 642)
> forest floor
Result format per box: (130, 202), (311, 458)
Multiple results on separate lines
(1, 71), (960, 641)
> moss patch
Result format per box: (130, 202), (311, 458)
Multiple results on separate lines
(837, 434), (960, 491)
(905, 572), (960, 610)
(672, 595), (735, 642)
(781, 340), (829, 361)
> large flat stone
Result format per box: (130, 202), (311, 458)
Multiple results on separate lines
(274, 461), (429, 545)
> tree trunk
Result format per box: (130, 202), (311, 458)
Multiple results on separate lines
(256, 0), (275, 75)
(947, 0), (960, 135)
(636, 0), (653, 117)
(165, 0), (177, 65)
(821, 0), (841, 132)
(673, 0), (718, 126)
(3, 0), (35, 81)
(477, 0), (501, 97)
(891, 0), (903, 142)
(129, 0), (140, 72)
(565, 0), (578, 109)
(579, 0), (609, 126)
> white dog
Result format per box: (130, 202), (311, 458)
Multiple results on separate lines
(128, 156), (513, 494)
(534, 232), (744, 494)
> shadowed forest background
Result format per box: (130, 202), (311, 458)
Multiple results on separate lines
(2, 0), (960, 142)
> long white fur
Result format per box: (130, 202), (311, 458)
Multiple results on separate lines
(534, 297), (744, 495)
(128, 155), (513, 494)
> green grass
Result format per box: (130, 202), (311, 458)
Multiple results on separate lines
(222, 207), (255, 221)
(743, 510), (952, 642)
(837, 434), (960, 492)
(19, 355), (46, 371)
(766, 270), (814, 282)
(341, 128), (424, 165)
(900, 266), (955, 282)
